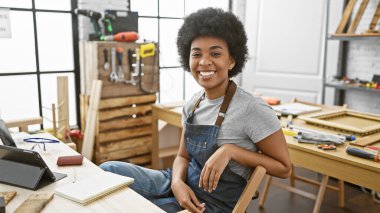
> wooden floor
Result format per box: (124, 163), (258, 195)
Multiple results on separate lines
(247, 167), (380, 213)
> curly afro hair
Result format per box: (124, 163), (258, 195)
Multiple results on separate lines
(176, 7), (248, 78)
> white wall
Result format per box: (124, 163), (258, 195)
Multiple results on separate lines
(344, 0), (380, 114)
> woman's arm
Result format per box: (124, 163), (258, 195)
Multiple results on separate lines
(172, 130), (205, 213)
(199, 129), (292, 192)
(225, 129), (292, 178)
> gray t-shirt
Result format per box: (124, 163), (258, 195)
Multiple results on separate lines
(182, 86), (281, 180)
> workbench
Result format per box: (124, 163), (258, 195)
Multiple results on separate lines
(0, 133), (164, 213)
(151, 103), (380, 212)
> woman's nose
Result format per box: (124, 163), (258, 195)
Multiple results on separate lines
(199, 56), (212, 66)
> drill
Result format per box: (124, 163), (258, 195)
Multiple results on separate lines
(102, 13), (116, 35)
(75, 9), (102, 40)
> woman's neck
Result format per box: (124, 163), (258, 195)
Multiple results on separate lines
(204, 79), (230, 100)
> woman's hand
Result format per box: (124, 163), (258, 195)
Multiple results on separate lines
(172, 180), (206, 213)
(199, 144), (232, 193)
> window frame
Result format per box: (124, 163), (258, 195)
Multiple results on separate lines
(0, 0), (80, 129)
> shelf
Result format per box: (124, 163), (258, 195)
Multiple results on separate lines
(158, 145), (179, 158)
(324, 82), (380, 94)
(329, 33), (380, 41)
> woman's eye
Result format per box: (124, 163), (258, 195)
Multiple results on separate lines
(211, 52), (221, 57)
(191, 53), (201, 57)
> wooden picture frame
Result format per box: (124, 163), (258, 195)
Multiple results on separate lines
(298, 109), (380, 136)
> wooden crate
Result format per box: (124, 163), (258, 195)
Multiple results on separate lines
(79, 41), (159, 99)
(81, 94), (156, 167)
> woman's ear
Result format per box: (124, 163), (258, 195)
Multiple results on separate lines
(229, 58), (235, 70)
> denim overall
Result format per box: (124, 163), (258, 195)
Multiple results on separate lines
(184, 81), (247, 213)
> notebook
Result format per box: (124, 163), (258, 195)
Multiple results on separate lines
(55, 171), (134, 205)
(272, 103), (321, 116)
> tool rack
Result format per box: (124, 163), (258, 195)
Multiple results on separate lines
(79, 41), (159, 167)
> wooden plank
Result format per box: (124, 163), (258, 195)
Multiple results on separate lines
(366, 1), (380, 33)
(99, 115), (152, 132)
(335, 0), (357, 34)
(14, 193), (54, 213)
(101, 83), (159, 99)
(57, 76), (69, 134)
(97, 136), (152, 153)
(98, 125), (152, 143)
(350, 132), (380, 147)
(0, 191), (16, 205)
(347, 0), (369, 34)
(95, 145), (151, 164)
(99, 105), (152, 121)
(82, 80), (102, 160)
(152, 105), (159, 169)
(99, 94), (156, 109)
(79, 94), (89, 132)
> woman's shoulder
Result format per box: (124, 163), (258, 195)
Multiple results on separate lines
(235, 86), (267, 106)
(183, 90), (204, 113)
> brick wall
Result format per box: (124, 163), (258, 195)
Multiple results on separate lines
(345, 0), (380, 114)
(77, 0), (129, 41)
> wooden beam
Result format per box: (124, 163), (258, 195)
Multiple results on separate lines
(57, 76), (69, 134)
(82, 80), (102, 160)
(347, 0), (369, 34)
(97, 125), (152, 143)
(98, 105), (152, 121)
(336, 0), (357, 34)
(99, 94), (156, 109)
(366, 0), (380, 33)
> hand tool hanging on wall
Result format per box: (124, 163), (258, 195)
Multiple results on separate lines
(109, 47), (118, 82)
(103, 48), (110, 70)
(116, 47), (125, 82)
(139, 43), (156, 94)
(126, 48), (139, 85)
(74, 9), (102, 41)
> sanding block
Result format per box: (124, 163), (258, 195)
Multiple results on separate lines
(14, 193), (53, 213)
(0, 192), (16, 205)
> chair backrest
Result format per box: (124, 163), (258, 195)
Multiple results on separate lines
(232, 166), (266, 213)
(4, 117), (43, 132)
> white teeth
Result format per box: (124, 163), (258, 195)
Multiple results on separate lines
(199, 71), (215, 76)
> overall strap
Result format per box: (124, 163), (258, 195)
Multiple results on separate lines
(190, 93), (205, 117)
(215, 81), (237, 127)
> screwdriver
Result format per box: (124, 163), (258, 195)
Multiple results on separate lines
(346, 146), (379, 162)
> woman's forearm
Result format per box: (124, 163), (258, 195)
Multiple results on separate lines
(224, 144), (291, 178)
(172, 155), (190, 184)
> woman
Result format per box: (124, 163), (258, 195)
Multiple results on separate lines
(100, 7), (291, 213)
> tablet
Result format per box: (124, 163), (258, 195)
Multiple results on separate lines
(0, 145), (66, 190)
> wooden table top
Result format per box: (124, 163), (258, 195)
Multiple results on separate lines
(0, 133), (164, 213)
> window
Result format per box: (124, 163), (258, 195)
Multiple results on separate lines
(0, 0), (79, 130)
(131, 0), (230, 103)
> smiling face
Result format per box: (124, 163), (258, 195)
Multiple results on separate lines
(189, 36), (235, 99)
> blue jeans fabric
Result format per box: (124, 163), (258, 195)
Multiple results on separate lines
(100, 161), (182, 212)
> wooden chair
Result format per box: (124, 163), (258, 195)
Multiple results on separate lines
(4, 117), (77, 151)
(178, 165), (267, 213)
(232, 165), (266, 213)
(4, 117), (43, 132)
